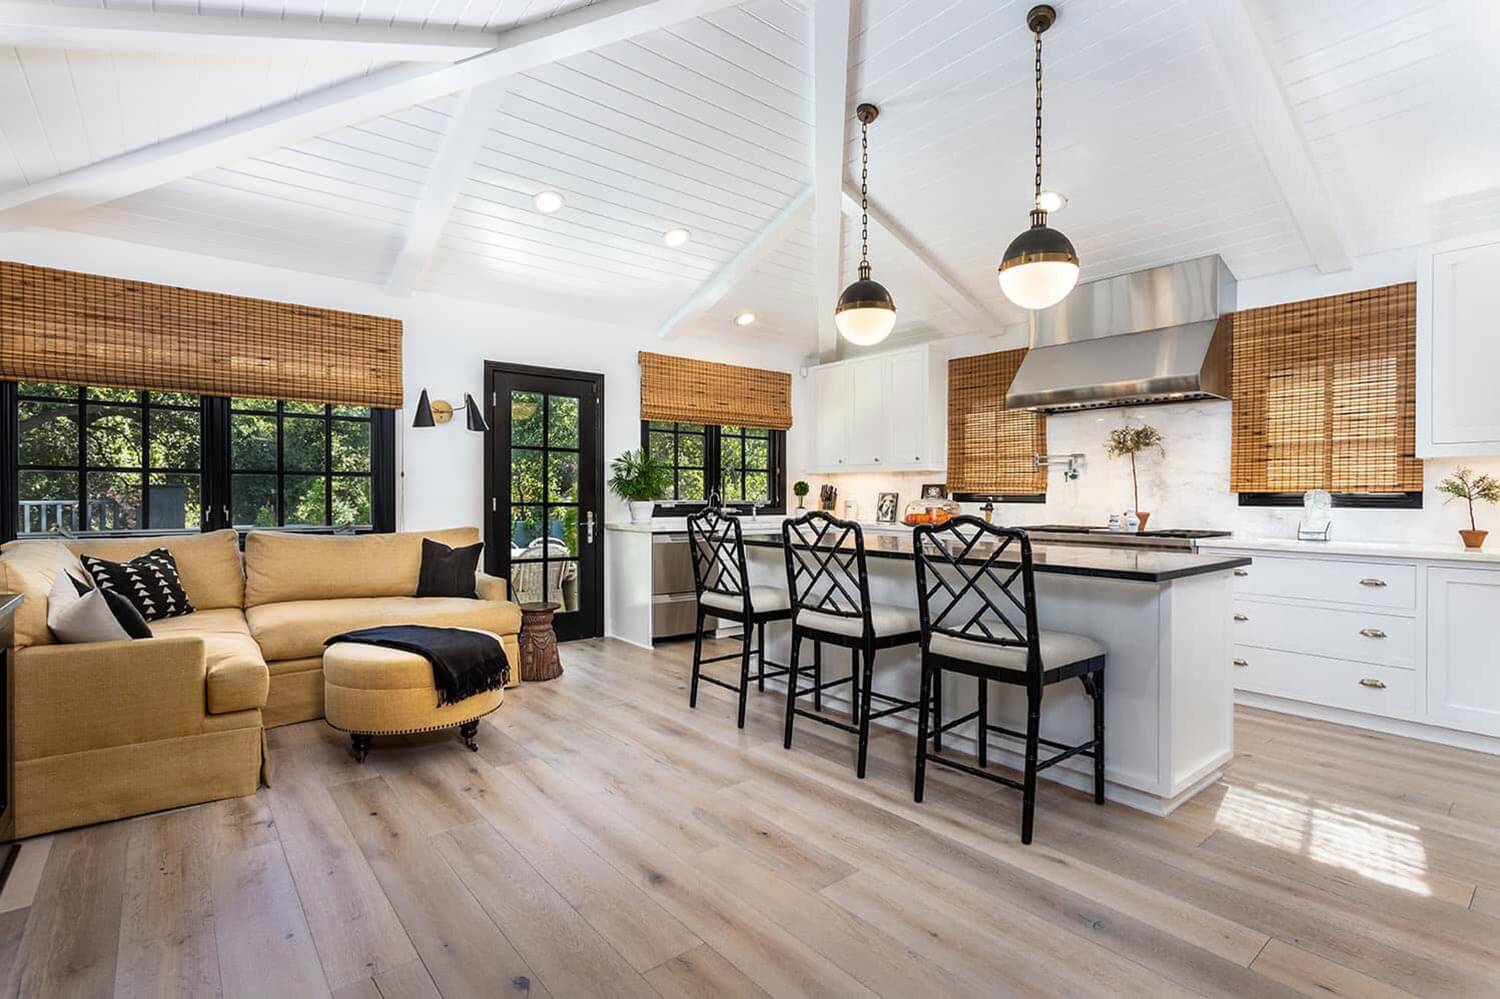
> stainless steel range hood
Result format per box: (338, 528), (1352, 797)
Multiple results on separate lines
(1006, 255), (1236, 413)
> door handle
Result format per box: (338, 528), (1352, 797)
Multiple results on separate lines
(1359, 627), (1387, 639)
(1359, 677), (1387, 689)
(1359, 578), (1387, 588)
(585, 510), (595, 545)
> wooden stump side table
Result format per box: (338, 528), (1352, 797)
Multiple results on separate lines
(518, 602), (564, 682)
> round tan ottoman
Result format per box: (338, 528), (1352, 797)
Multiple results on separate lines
(323, 631), (506, 762)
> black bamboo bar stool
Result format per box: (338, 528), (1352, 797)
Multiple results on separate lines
(780, 510), (923, 778)
(686, 508), (792, 728)
(911, 516), (1106, 845)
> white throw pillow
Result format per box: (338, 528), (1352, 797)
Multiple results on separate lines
(47, 572), (131, 644)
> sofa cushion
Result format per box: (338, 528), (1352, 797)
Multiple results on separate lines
(243, 527), (480, 607)
(0, 540), (85, 649)
(68, 530), (244, 611)
(150, 608), (269, 714)
(80, 548), (194, 622)
(247, 595), (522, 662)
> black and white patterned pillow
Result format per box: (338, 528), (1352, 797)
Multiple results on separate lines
(80, 548), (194, 622)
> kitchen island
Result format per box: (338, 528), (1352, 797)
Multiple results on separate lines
(738, 529), (1252, 815)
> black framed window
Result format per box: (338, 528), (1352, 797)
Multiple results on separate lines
(4, 380), (395, 540)
(642, 420), (784, 513)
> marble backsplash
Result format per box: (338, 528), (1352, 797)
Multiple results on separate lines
(800, 401), (1500, 544)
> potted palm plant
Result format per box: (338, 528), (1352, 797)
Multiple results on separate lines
(1437, 467), (1500, 550)
(1105, 423), (1165, 530)
(609, 448), (673, 524)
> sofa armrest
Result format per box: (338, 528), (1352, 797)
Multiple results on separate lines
(475, 571), (510, 602)
(13, 635), (211, 760)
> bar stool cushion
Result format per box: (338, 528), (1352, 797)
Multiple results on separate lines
(700, 586), (789, 614)
(797, 602), (918, 638)
(928, 630), (1104, 671)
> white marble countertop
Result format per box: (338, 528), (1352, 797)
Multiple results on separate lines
(1199, 536), (1500, 564)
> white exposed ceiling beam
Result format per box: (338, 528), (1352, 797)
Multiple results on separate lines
(811, 0), (852, 361)
(655, 185), (812, 340)
(386, 83), (509, 297)
(1199, 0), (1351, 273)
(0, 0), (741, 231)
(0, 2), (497, 61)
(841, 186), (1001, 336)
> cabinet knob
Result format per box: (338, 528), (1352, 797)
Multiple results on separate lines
(1233, 612), (1248, 622)
(874, 457), (880, 462)
(1359, 578), (1387, 588)
(1233, 569), (1249, 577)
(1359, 627), (1388, 639)
(1358, 677), (1387, 689)
(1232, 657), (1248, 667)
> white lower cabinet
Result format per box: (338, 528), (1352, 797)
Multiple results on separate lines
(1427, 567), (1500, 737)
(1218, 546), (1500, 750)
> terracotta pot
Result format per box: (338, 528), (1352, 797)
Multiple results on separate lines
(1460, 529), (1488, 550)
(1136, 511), (1151, 531)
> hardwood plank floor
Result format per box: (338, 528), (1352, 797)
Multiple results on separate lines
(3, 635), (1500, 997)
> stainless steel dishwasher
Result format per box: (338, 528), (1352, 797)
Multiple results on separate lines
(651, 533), (715, 639)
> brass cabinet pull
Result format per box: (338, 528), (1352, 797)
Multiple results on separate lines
(1359, 677), (1387, 689)
(1359, 627), (1388, 639)
(1233, 569), (1249, 577)
(1232, 657), (1249, 667)
(1359, 577), (1387, 588)
(1233, 613), (1248, 622)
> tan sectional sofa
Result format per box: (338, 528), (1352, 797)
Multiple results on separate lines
(0, 526), (520, 838)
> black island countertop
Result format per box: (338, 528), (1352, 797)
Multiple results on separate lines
(741, 532), (1252, 584)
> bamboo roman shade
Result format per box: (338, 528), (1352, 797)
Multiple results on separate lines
(1230, 282), (1420, 494)
(638, 351), (792, 431)
(947, 348), (1048, 495)
(0, 260), (403, 408)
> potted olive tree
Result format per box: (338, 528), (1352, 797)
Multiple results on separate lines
(1105, 423), (1165, 530)
(793, 480), (810, 510)
(1438, 466), (1500, 550)
(609, 448), (672, 524)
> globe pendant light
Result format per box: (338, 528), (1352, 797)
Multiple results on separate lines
(998, 5), (1079, 311)
(835, 103), (897, 346)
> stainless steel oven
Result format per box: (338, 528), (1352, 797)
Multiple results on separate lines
(651, 534), (715, 639)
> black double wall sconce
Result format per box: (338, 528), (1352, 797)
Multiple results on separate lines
(412, 389), (488, 432)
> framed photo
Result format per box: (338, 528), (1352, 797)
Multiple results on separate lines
(875, 492), (900, 523)
(921, 483), (947, 499)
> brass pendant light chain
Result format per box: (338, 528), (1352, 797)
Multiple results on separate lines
(859, 114), (872, 280)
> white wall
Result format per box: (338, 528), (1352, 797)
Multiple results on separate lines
(0, 230), (815, 533)
(809, 240), (1500, 546)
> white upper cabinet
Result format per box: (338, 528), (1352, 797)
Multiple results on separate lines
(806, 344), (948, 473)
(1419, 239), (1500, 457)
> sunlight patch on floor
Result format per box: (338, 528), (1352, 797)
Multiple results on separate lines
(1214, 781), (1432, 897)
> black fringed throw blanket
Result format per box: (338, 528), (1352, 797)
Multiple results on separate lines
(325, 626), (510, 706)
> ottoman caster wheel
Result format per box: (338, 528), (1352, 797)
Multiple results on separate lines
(460, 720), (480, 752)
(350, 733), (373, 763)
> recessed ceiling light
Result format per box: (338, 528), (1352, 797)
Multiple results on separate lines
(734, 311), (757, 326)
(533, 190), (564, 213)
(1034, 190), (1068, 213)
(663, 227), (691, 247)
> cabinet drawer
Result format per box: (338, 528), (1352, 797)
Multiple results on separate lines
(1232, 647), (1417, 718)
(1231, 555), (1416, 611)
(1231, 600), (1417, 669)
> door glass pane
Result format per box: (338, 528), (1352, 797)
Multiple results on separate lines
(87, 470), (140, 530)
(148, 473), (200, 530)
(283, 475), (326, 525)
(149, 408), (201, 469)
(283, 417), (326, 472)
(511, 505), (545, 551)
(332, 476), (372, 527)
(18, 402), (77, 465)
(511, 449), (543, 503)
(18, 470), (79, 535)
(511, 392), (543, 445)
(548, 395), (579, 448)
(547, 452), (578, 502)
(86, 406), (143, 467)
(547, 505), (578, 557)
(232, 474), (276, 527)
(553, 559), (580, 611)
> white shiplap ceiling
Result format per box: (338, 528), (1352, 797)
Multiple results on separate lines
(2, 0), (1498, 348)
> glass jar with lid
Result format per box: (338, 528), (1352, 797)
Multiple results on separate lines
(902, 497), (961, 526)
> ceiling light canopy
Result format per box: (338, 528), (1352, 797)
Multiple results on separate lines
(998, 6), (1079, 312)
(835, 103), (897, 347)
(734, 311), (756, 326)
(663, 227), (691, 247)
(533, 190), (565, 213)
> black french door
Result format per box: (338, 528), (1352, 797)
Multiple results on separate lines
(484, 363), (603, 641)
